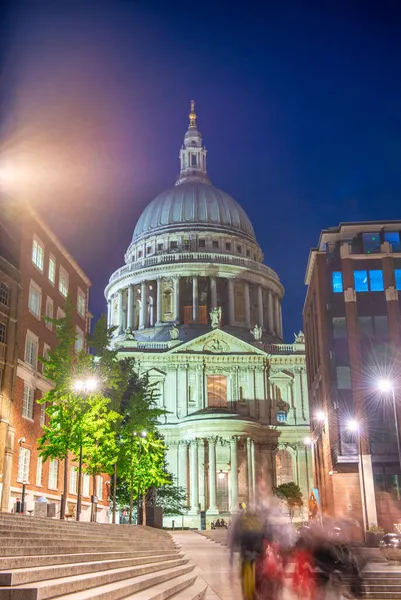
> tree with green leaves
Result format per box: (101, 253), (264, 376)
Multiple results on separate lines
(273, 481), (303, 521)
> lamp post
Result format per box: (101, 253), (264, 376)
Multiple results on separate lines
(72, 378), (98, 521)
(136, 431), (147, 525)
(378, 379), (401, 471)
(347, 419), (368, 540)
(128, 430), (147, 525)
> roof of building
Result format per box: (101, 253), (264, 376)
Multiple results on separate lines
(132, 181), (256, 242)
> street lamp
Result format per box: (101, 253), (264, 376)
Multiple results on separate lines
(347, 419), (368, 539)
(377, 379), (401, 471)
(73, 377), (99, 521)
(131, 431), (147, 525)
(315, 410), (325, 423)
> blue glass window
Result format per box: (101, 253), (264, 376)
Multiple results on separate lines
(369, 270), (384, 291)
(332, 272), (343, 293)
(395, 269), (401, 290)
(362, 232), (381, 254)
(277, 411), (287, 423)
(354, 270), (369, 292)
(385, 231), (400, 245)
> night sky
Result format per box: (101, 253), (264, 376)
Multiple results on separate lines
(1, 1), (401, 340)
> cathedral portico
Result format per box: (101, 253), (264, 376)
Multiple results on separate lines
(106, 102), (310, 526)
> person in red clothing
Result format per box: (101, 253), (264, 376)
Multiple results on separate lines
(293, 530), (316, 600)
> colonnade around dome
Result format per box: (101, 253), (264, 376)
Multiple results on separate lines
(107, 273), (283, 339)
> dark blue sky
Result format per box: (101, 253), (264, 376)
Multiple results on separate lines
(1, 0), (401, 340)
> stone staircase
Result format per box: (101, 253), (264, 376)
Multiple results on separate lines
(0, 513), (208, 600)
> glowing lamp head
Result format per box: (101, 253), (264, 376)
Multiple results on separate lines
(315, 410), (325, 422)
(141, 431), (147, 438)
(73, 380), (84, 392)
(347, 419), (359, 433)
(85, 378), (98, 392)
(378, 379), (393, 393)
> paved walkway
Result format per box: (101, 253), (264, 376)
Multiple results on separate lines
(172, 531), (299, 600)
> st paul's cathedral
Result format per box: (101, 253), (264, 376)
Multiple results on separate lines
(105, 102), (312, 526)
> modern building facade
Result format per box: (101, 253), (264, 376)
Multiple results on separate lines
(304, 222), (401, 532)
(106, 102), (312, 526)
(1, 204), (110, 522)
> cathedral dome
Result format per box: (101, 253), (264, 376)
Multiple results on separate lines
(132, 181), (256, 243)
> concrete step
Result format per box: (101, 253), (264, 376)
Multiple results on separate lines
(0, 552), (182, 586)
(0, 529), (154, 543)
(0, 558), (192, 600)
(123, 573), (207, 600)
(46, 563), (195, 600)
(0, 550), (176, 571)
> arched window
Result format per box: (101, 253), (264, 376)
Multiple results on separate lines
(0, 282), (9, 306)
(275, 449), (293, 485)
(234, 282), (245, 322)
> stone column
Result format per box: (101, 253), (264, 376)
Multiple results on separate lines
(156, 278), (163, 325)
(268, 291), (274, 334)
(257, 286), (264, 329)
(107, 299), (112, 328)
(207, 438), (218, 514)
(178, 442), (189, 508)
(127, 285), (133, 330)
(118, 289), (124, 334)
(244, 282), (251, 328)
(228, 278), (235, 325)
(210, 277), (217, 309)
(230, 437), (238, 512)
(192, 276), (198, 323)
(278, 303), (283, 339)
(274, 295), (280, 337)
(139, 282), (147, 329)
(246, 437), (252, 503)
(250, 440), (256, 502)
(189, 440), (199, 514)
(174, 277), (180, 322)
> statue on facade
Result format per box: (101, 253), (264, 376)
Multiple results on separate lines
(209, 306), (222, 329)
(294, 330), (305, 344)
(250, 324), (263, 341)
(125, 327), (135, 341)
(169, 325), (179, 340)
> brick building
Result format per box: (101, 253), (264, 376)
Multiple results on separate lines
(5, 206), (109, 522)
(0, 202), (21, 512)
(304, 222), (401, 531)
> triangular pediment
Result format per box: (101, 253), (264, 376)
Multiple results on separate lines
(146, 367), (167, 378)
(166, 329), (268, 356)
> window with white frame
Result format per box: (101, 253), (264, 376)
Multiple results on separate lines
(0, 282), (9, 306)
(69, 466), (77, 494)
(0, 322), (5, 344)
(77, 288), (86, 318)
(28, 281), (42, 318)
(57, 307), (66, 320)
(22, 385), (35, 419)
(40, 402), (46, 427)
(75, 327), (84, 352)
(25, 333), (38, 368)
(45, 297), (53, 329)
(96, 475), (103, 500)
(17, 447), (30, 483)
(48, 459), (59, 490)
(59, 266), (69, 297)
(32, 237), (44, 271)
(48, 254), (56, 285)
(83, 473), (90, 497)
(36, 456), (43, 486)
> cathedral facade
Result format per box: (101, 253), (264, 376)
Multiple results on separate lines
(105, 103), (312, 526)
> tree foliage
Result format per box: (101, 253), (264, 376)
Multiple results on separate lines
(273, 481), (303, 521)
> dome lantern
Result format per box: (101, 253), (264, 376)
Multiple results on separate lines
(177, 100), (210, 186)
